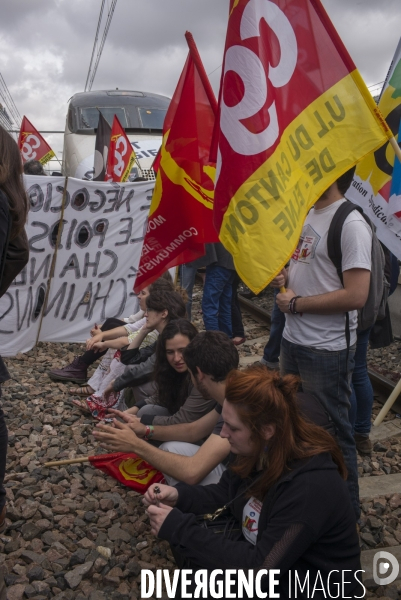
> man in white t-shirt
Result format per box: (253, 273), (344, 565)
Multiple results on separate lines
(274, 167), (372, 520)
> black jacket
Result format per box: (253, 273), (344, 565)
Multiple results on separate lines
(113, 343), (156, 392)
(159, 453), (362, 599)
(0, 194), (10, 384)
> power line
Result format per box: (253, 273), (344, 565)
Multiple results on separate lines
(367, 81), (385, 91)
(0, 73), (21, 128)
(0, 75), (21, 125)
(85, 0), (118, 92)
(84, 0), (106, 92)
(207, 64), (222, 77)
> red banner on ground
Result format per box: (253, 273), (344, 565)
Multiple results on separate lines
(106, 116), (136, 182)
(213, 0), (391, 292)
(18, 116), (55, 165)
(89, 452), (164, 493)
(134, 33), (219, 292)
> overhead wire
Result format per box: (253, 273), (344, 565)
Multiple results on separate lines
(85, 0), (118, 92)
(84, 0), (106, 92)
(0, 73), (22, 128)
(0, 74), (22, 124)
(207, 64), (222, 77)
(368, 81), (385, 90)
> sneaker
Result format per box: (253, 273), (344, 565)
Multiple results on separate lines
(239, 290), (257, 300)
(259, 358), (280, 370)
(48, 357), (88, 384)
(354, 433), (372, 455)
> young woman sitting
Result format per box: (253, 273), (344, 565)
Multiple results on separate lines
(48, 272), (174, 387)
(143, 366), (361, 599)
(72, 289), (187, 420)
(111, 319), (216, 428)
(67, 276), (174, 397)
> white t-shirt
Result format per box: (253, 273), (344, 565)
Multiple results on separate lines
(283, 199), (372, 351)
(242, 496), (262, 545)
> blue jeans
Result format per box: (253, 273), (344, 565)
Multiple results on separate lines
(280, 337), (359, 520)
(202, 265), (235, 337)
(180, 263), (198, 321)
(349, 327), (373, 435)
(231, 272), (245, 338)
(262, 288), (285, 367)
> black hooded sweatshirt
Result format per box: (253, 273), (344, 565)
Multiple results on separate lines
(158, 452), (363, 599)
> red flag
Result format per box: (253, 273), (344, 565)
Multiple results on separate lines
(18, 116), (55, 165)
(105, 116), (136, 182)
(134, 32), (219, 292)
(89, 452), (164, 493)
(212, 0), (391, 292)
(151, 147), (161, 174)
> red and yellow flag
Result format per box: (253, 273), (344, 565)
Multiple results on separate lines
(134, 32), (219, 291)
(105, 115), (136, 183)
(213, 0), (392, 293)
(89, 452), (164, 493)
(18, 116), (55, 165)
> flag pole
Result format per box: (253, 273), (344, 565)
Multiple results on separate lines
(34, 176), (68, 349)
(185, 32), (218, 116)
(389, 137), (401, 163)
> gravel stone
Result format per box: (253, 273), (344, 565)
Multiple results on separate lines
(3, 293), (401, 599)
(64, 561), (94, 589)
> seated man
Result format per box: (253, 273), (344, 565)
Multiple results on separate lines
(94, 332), (333, 487)
(94, 331), (239, 485)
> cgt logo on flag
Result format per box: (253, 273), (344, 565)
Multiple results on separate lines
(18, 116), (56, 165)
(20, 131), (41, 161)
(111, 134), (129, 179)
(214, 0), (391, 293)
(373, 551), (400, 585)
(106, 116), (136, 182)
(219, 0), (297, 157)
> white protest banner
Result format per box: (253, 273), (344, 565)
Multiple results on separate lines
(346, 38), (401, 258)
(0, 176), (153, 356)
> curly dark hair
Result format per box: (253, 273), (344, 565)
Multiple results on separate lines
(183, 330), (239, 382)
(154, 319), (198, 413)
(145, 289), (186, 321)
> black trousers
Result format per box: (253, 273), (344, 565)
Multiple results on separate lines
(79, 318), (126, 366)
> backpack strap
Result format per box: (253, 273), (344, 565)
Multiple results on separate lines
(327, 201), (366, 371)
(327, 201), (364, 286)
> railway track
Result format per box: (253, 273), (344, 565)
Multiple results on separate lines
(237, 293), (398, 404)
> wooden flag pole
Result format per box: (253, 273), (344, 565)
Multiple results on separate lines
(45, 457), (90, 467)
(389, 137), (401, 163)
(374, 377), (401, 426)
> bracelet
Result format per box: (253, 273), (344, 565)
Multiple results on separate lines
(143, 425), (155, 441)
(289, 296), (302, 315)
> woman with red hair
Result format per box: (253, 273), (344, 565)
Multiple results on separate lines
(143, 366), (362, 599)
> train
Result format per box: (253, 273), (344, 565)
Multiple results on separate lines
(62, 89), (170, 180)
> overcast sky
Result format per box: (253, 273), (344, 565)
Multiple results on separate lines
(1, 0), (399, 158)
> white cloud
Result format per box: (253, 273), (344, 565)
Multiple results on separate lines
(0, 0), (399, 159)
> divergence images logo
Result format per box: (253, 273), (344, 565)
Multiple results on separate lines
(373, 551), (399, 585)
